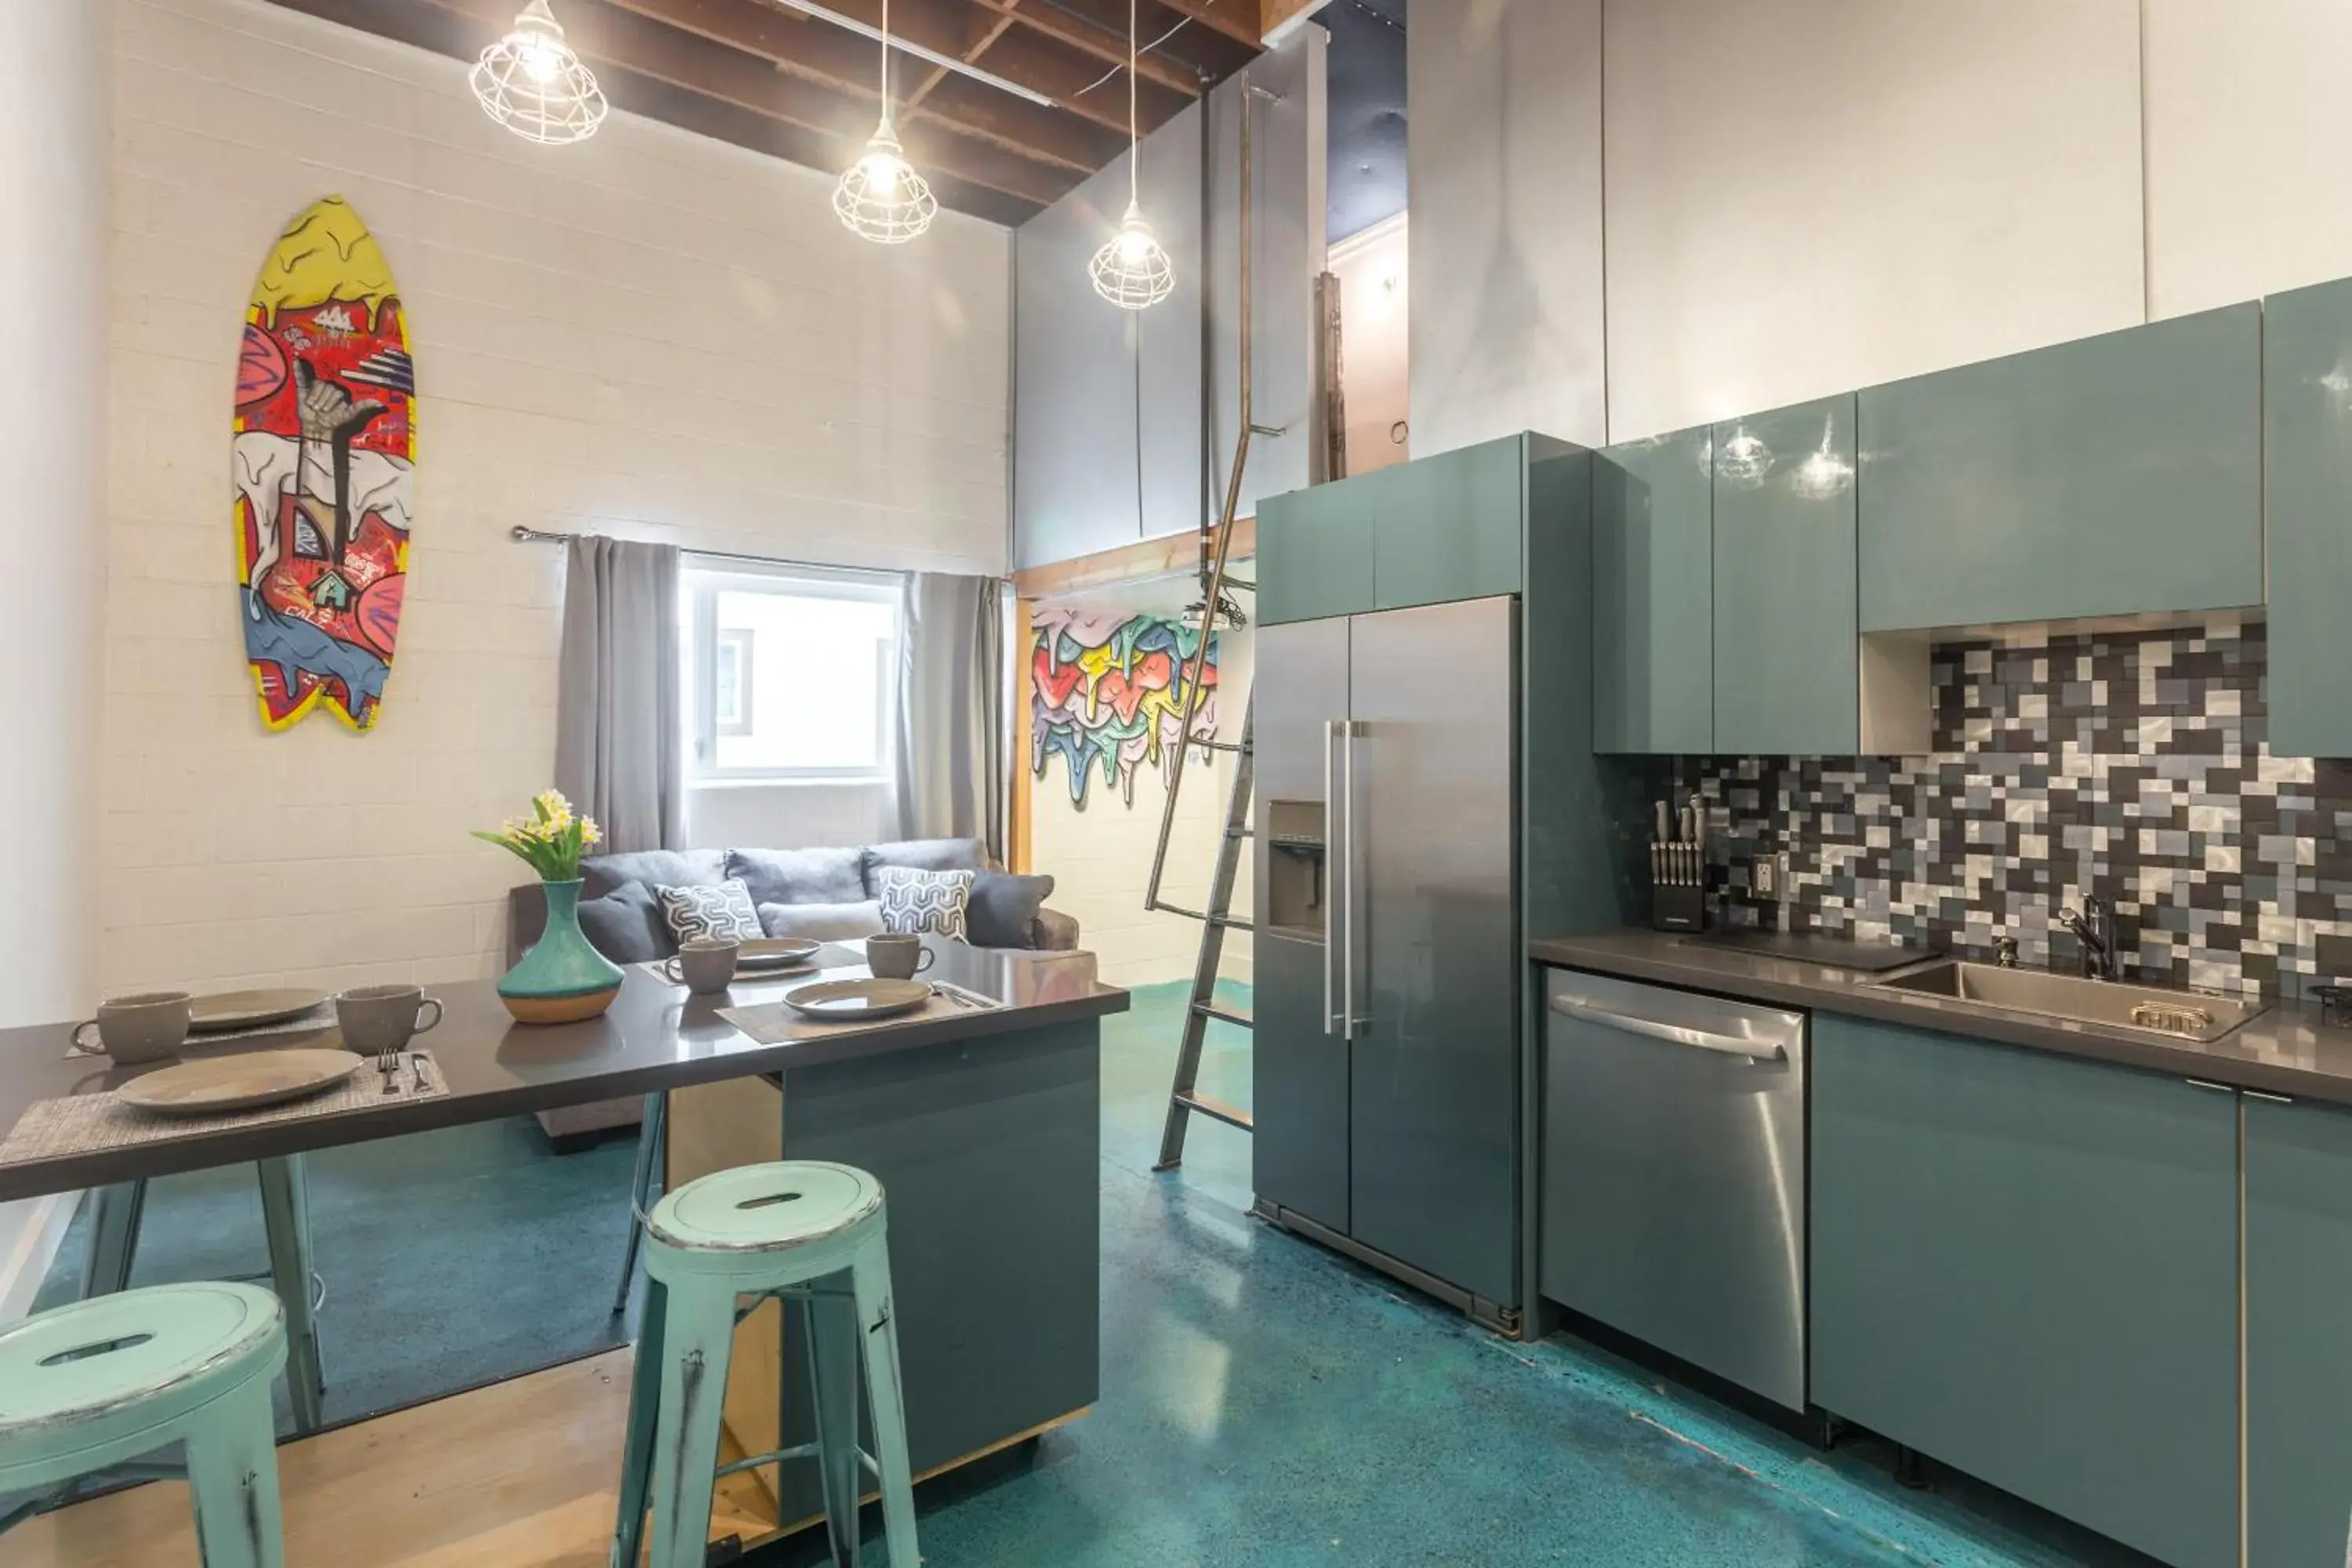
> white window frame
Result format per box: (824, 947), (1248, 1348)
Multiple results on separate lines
(684, 558), (902, 785)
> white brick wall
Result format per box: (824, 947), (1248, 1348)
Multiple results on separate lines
(103, 0), (1010, 996)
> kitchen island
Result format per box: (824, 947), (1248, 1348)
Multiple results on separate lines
(0, 938), (1125, 1566)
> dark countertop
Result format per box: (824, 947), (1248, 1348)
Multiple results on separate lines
(1530, 927), (2352, 1108)
(0, 939), (1127, 1202)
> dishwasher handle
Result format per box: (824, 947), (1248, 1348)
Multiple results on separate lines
(1550, 993), (1789, 1062)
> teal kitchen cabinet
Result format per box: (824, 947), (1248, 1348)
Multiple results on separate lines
(1711, 396), (1861, 756)
(2247, 1094), (2352, 1567)
(1373, 437), (1526, 612)
(1858, 303), (2263, 633)
(1256, 470), (1377, 625)
(2264, 278), (2352, 758)
(1812, 1015), (2239, 1568)
(1593, 427), (1713, 753)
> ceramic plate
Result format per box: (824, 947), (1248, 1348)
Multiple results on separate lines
(782, 978), (933, 1022)
(737, 938), (823, 973)
(118, 1047), (365, 1116)
(188, 987), (328, 1032)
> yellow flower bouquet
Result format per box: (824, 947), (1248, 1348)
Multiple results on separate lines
(473, 788), (604, 883)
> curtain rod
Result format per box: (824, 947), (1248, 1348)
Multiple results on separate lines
(508, 524), (891, 578)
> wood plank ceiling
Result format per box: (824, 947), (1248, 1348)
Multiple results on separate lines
(263, 0), (1270, 226)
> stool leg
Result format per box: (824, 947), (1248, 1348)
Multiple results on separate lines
(185, 1379), (286, 1568)
(647, 1281), (735, 1568)
(610, 1276), (669, 1568)
(256, 1159), (324, 1435)
(80, 1180), (147, 1298)
(797, 1290), (859, 1567)
(851, 1245), (919, 1568)
(612, 1093), (666, 1318)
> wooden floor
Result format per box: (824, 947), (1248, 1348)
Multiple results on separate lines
(0, 1350), (775, 1568)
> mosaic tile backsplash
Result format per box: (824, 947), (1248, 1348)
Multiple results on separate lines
(1675, 616), (2352, 997)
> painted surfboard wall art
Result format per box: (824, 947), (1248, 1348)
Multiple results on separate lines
(232, 195), (416, 731)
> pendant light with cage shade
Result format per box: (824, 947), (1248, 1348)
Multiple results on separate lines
(1091, 0), (1174, 310)
(834, 0), (938, 245)
(471, 0), (608, 147)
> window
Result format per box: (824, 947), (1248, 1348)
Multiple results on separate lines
(683, 561), (900, 782)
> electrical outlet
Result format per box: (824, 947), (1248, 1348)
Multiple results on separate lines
(1751, 855), (1779, 898)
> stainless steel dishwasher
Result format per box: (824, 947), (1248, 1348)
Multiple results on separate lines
(1541, 969), (1809, 1412)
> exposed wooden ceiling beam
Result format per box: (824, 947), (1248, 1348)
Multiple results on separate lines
(905, 0), (1023, 114)
(419, 0), (1079, 205)
(969, 0), (1201, 98)
(1147, 0), (1263, 49)
(1259, 0), (1328, 40)
(608, 0), (1116, 171)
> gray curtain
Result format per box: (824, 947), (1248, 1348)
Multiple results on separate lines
(895, 572), (1007, 858)
(554, 536), (683, 855)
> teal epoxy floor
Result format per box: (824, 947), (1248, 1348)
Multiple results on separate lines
(22, 979), (2145, 1565)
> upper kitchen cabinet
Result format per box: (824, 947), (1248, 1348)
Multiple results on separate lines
(1258, 437), (1528, 625)
(1711, 396), (1864, 756)
(1373, 437), (1526, 613)
(2264, 278), (2352, 758)
(1813, 1014), (2240, 1568)
(1857, 304), (2263, 633)
(1593, 428), (1713, 754)
(1257, 470), (1378, 625)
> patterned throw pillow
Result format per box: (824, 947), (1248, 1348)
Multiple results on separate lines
(876, 866), (975, 942)
(656, 878), (764, 945)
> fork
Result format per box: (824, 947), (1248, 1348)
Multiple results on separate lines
(378, 1047), (400, 1094)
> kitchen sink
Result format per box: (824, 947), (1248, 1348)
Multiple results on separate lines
(1872, 960), (2267, 1044)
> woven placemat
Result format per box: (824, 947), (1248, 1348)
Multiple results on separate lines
(64, 1004), (339, 1062)
(719, 982), (1002, 1045)
(0, 1051), (450, 1167)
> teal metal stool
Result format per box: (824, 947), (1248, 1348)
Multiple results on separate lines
(0, 1281), (289, 1564)
(612, 1160), (918, 1568)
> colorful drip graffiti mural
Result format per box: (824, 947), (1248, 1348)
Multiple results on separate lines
(232, 196), (416, 732)
(1032, 610), (1218, 808)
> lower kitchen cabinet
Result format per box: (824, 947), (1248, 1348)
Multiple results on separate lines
(1811, 1014), (2239, 1568)
(2248, 1094), (2352, 1567)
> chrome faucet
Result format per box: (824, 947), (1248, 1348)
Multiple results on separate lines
(2056, 898), (2120, 982)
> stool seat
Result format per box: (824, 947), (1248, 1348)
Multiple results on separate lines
(0, 1282), (281, 1457)
(648, 1159), (881, 1261)
(0, 1283), (289, 1566)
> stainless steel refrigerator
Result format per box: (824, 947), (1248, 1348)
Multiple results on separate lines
(1253, 594), (1521, 1323)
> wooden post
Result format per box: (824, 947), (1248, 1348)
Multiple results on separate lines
(1009, 597), (1035, 874)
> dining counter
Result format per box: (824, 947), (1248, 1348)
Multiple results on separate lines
(2, 938), (1127, 1558)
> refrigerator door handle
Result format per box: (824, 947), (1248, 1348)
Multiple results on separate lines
(1344, 721), (1368, 1039)
(1550, 994), (1789, 1062)
(1323, 719), (1343, 1036)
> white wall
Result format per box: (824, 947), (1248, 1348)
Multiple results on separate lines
(0, 0), (111, 1319)
(1330, 214), (1410, 474)
(1029, 615), (1254, 989)
(101, 0), (1010, 998)
(1411, 0), (2352, 448)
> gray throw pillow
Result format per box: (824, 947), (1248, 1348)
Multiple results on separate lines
(759, 900), (887, 942)
(862, 837), (989, 895)
(575, 880), (670, 964)
(582, 848), (727, 902)
(966, 873), (1055, 949)
(727, 847), (867, 907)
(875, 866), (974, 941)
(657, 878), (764, 944)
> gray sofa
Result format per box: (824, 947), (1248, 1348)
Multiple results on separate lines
(506, 837), (1073, 1146)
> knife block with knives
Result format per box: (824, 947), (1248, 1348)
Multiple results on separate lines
(1650, 796), (1708, 933)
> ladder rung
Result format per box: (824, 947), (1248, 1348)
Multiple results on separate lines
(1193, 1000), (1254, 1028)
(1154, 902), (1253, 931)
(1227, 825), (1254, 839)
(1194, 738), (1250, 754)
(1171, 1091), (1254, 1131)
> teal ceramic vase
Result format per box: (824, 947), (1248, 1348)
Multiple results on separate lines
(499, 878), (625, 1024)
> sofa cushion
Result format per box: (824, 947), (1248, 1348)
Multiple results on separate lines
(727, 847), (866, 908)
(576, 880), (670, 964)
(581, 849), (728, 902)
(759, 899), (886, 942)
(876, 866), (974, 941)
(967, 872), (1055, 949)
(861, 837), (990, 895)
(657, 878), (764, 943)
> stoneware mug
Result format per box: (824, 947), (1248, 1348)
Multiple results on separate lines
(866, 934), (936, 982)
(71, 991), (194, 1064)
(659, 936), (740, 995)
(336, 984), (445, 1056)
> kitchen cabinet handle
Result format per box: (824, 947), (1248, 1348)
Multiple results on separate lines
(1550, 994), (1788, 1062)
(2183, 1078), (2238, 1094)
(2245, 1088), (2296, 1105)
(1323, 720), (1341, 1038)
